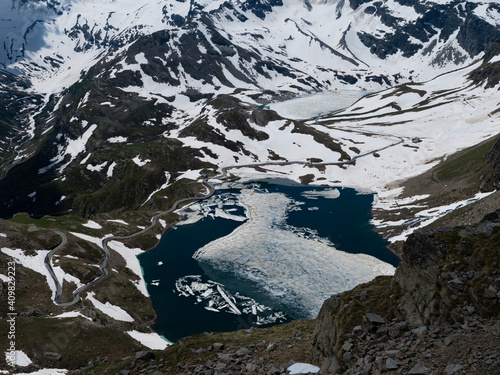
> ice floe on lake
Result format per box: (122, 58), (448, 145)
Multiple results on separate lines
(176, 194), (248, 227)
(301, 188), (340, 200)
(174, 275), (287, 325)
(267, 90), (367, 120)
(193, 188), (395, 318)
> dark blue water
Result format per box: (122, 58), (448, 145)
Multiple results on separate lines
(275, 184), (399, 266)
(139, 181), (399, 342)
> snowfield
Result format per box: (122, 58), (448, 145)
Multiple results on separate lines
(217, 60), (500, 242)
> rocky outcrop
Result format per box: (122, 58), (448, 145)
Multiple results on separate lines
(469, 40), (500, 89)
(480, 135), (500, 192)
(310, 295), (343, 373)
(393, 230), (447, 326)
(331, 313), (500, 375)
(311, 214), (500, 374)
(488, 136), (500, 185)
(457, 11), (500, 57)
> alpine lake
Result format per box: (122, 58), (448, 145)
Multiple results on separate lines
(138, 180), (399, 342)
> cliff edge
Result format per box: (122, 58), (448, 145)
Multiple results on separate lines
(310, 214), (500, 374)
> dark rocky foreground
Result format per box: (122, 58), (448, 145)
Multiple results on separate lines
(311, 212), (500, 374)
(81, 316), (500, 375)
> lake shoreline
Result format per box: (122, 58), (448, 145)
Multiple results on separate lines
(139, 179), (398, 342)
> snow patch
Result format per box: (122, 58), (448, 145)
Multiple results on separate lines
(39, 124), (97, 174)
(107, 161), (117, 178)
(106, 241), (148, 296)
(142, 172), (171, 206)
(51, 311), (92, 321)
(82, 220), (102, 229)
(5, 350), (32, 367)
(69, 232), (109, 248)
(14, 369), (68, 375)
(126, 330), (171, 350)
(86, 161), (107, 172)
(107, 219), (129, 225)
(132, 155), (151, 166)
(108, 136), (128, 143)
(86, 291), (135, 322)
(387, 191), (494, 243)
(288, 363), (320, 374)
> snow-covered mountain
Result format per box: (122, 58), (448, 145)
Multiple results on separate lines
(0, 0), (499, 217)
(3, 0), (500, 93)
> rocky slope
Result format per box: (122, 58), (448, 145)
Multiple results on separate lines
(310, 209), (500, 374)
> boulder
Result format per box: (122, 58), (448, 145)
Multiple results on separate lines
(212, 342), (224, 351)
(445, 364), (464, 374)
(236, 347), (251, 357)
(386, 358), (400, 370)
(484, 285), (498, 299)
(408, 362), (431, 374)
(135, 351), (155, 361)
(365, 313), (385, 325)
(44, 352), (62, 361)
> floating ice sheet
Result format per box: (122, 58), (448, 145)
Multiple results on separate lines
(194, 188), (395, 318)
(267, 90), (367, 120)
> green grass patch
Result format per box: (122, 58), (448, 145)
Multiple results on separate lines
(8, 213), (86, 230)
(332, 276), (404, 348)
(434, 136), (497, 183)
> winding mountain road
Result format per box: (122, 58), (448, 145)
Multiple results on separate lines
(46, 178), (216, 307)
(45, 133), (404, 307)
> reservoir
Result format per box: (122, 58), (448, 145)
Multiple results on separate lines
(266, 90), (367, 120)
(138, 180), (399, 342)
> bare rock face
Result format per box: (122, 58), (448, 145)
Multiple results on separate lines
(457, 12), (500, 57)
(309, 294), (343, 374)
(394, 230), (447, 326)
(488, 136), (500, 187)
(478, 134), (500, 192)
(310, 213), (500, 373)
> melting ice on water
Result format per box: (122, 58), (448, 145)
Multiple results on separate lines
(193, 188), (396, 318)
(175, 275), (287, 325)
